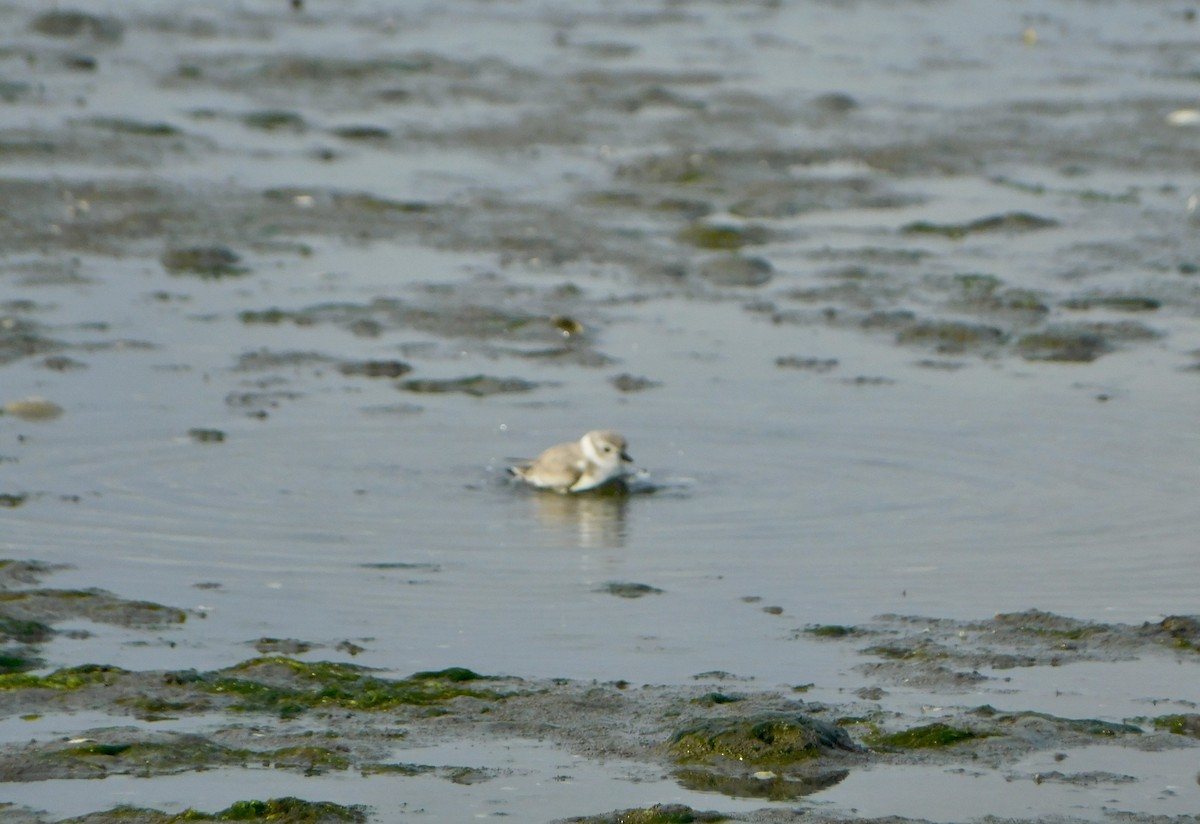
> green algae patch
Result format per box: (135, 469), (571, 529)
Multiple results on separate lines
(1017, 327), (1111, 362)
(0, 663), (126, 691)
(202, 658), (505, 716)
(562, 804), (728, 824)
(240, 110), (308, 132)
(803, 624), (858, 639)
(676, 223), (769, 251)
(0, 614), (53, 644)
(901, 211), (1058, 239)
(1152, 714), (1200, 738)
(896, 320), (1006, 353)
(866, 722), (982, 749)
(0, 651), (41, 674)
(668, 714), (859, 766)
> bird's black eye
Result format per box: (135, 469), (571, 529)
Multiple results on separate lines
(602, 445), (612, 452)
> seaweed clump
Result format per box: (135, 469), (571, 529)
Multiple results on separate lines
(866, 722), (982, 749)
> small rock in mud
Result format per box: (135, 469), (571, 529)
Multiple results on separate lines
(339, 359), (412, 379)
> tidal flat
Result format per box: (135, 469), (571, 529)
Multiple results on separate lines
(2, 0), (1199, 821)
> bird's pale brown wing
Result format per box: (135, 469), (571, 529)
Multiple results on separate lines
(527, 444), (586, 490)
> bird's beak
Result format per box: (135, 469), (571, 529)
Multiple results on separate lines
(620, 451), (633, 463)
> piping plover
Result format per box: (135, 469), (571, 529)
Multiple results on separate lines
(509, 430), (633, 493)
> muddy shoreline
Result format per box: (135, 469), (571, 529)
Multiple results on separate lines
(2, 561), (1197, 823)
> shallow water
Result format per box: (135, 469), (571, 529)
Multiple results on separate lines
(2, 0), (1199, 821)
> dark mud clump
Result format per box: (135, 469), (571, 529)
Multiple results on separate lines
(901, 211), (1059, 239)
(800, 609), (1200, 691)
(398, 375), (540, 397)
(339, 360), (412, 379)
(160, 245), (247, 278)
(599, 582), (663, 598)
(29, 10), (124, 42)
(610, 373), (662, 392)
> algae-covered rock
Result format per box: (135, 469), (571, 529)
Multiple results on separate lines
(668, 714), (859, 766)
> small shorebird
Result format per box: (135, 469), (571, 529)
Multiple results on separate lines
(509, 430), (633, 493)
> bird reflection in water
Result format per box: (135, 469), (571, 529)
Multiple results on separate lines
(527, 483), (630, 548)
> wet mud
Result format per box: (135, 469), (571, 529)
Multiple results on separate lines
(2, 562), (1198, 823)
